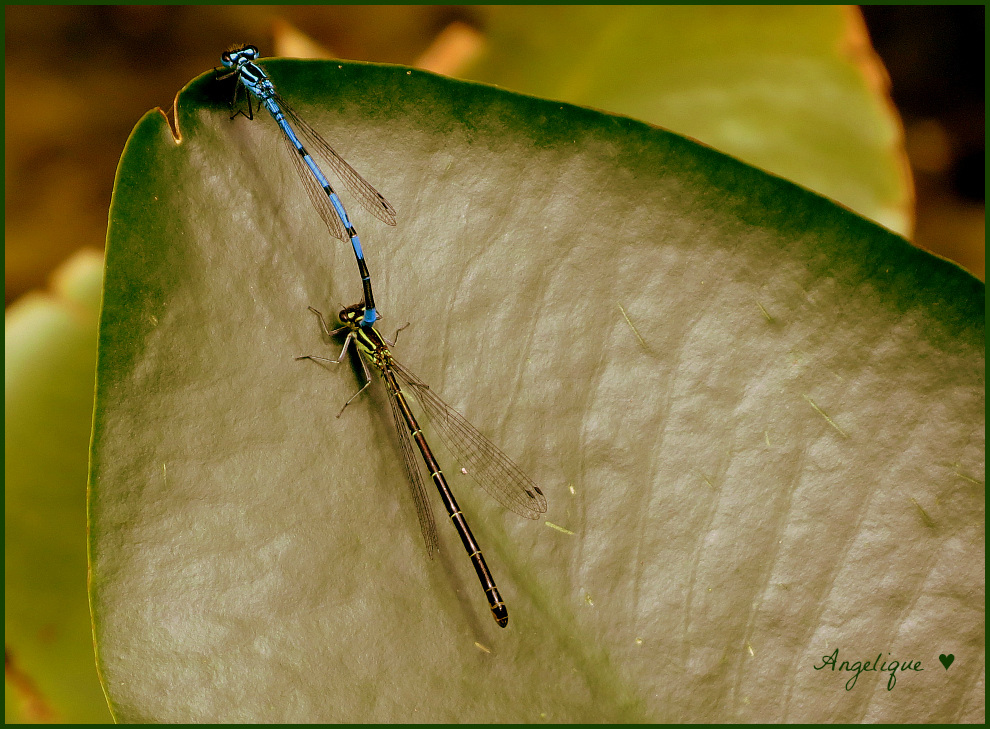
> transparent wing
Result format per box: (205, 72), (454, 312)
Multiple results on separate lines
(277, 127), (351, 242)
(278, 93), (397, 227)
(387, 384), (440, 557)
(390, 359), (548, 520)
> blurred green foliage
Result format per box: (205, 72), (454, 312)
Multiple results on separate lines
(5, 250), (112, 723)
(467, 5), (911, 235)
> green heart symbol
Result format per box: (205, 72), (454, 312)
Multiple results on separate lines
(939, 654), (954, 670)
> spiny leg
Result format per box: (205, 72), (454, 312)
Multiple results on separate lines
(307, 306), (347, 339)
(336, 350), (374, 418)
(223, 73), (252, 121)
(295, 329), (355, 367)
(295, 331), (372, 418)
(384, 321), (411, 347)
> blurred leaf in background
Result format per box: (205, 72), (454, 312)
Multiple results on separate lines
(5, 250), (112, 723)
(859, 4), (985, 282)
(465, 5), (913, 236)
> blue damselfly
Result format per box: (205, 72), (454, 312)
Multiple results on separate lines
(219, 45), (395, 325)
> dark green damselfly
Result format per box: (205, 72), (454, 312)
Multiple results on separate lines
(297, 303), (547, 627)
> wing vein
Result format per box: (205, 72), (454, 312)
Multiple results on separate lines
(279, 93), (397, 226)
(387, 382), (440, 556)
(391, 359), (547, 520)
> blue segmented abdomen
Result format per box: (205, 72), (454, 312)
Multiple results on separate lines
(268, 100), (366, 259)
(326, 192), (355, 229)
(349, 229), (365, 258)
(226, 50), (383, 326)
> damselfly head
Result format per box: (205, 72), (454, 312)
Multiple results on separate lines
(337, 303), (367, 327)
(221, 44), (259, 68)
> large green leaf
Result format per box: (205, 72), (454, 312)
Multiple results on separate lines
(91, 59), (984, 722)
(5, 250), (112, 723)
(467, 5), (912, 236)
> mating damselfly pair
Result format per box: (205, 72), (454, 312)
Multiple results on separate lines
(218, 45), (547, 627)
